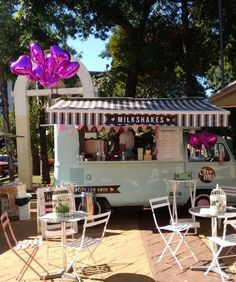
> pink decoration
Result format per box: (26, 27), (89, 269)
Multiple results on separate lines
(45, 54), (56, 75)
(200, 131), (217, 149)
(188, 131), (217, 149)
(188, 134), (202, 150)
(58, 61), (80, 79)
(31, 64), (45, 81)
(50, 45), (70, 66)
(30, 42), (45, 65)
(10, 42), (80, 89)
(10, 55), (32, 75)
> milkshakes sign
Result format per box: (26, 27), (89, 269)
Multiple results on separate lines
(105, 113), (177, 126)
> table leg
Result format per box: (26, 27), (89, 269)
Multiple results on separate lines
(40, 222), (68, 280)
(61, 222), (67, 269)
(191, 216), (229, 279)
(169, 182), (178, 223)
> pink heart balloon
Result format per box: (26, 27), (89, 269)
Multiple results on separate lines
(39, 73), (60, 88)
(208, 135), (217, 148)
(45, 54), (56, 75)
(10, 55), (32, 75)
(188, 134), (202, 149)
(31, 64), (45, 81)
(30, 42), (45, 65)
(50, 45), (70, 66)
(58, 61), (80, 79)
(200, 131), (217, 149)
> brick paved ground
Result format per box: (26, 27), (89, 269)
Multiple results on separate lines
(139, 207), (236, 282)
(1, 207), (236, 282)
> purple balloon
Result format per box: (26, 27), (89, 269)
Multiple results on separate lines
(50, 45), (70, 66)
(188, 134), (202, 149)
(58, 61), (80, 79)
(10, 55), (32, 75)
(38, 73), (60, 88)
(30, 42), (45, 65)
(200, 131), (217, 149)
(45, 54), (56, 75)
(31, 64), (45, 81)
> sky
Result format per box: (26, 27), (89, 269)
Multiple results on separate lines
(68, 36), (111, 72)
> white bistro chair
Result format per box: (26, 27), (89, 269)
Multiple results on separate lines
(149, 196), (198, 269)
(63, 211), (111, 281)
(205, 218), (236, 281)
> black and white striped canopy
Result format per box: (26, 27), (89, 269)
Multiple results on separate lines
(47, 97), (229, 127)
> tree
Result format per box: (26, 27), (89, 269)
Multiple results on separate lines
(0, 1), (24, 181)
(0, 1), (79, 184)
(12, 1), (79, 184)
(24, 0), (159, 97)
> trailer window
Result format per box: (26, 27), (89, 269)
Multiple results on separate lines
(188, 143), (230, 162)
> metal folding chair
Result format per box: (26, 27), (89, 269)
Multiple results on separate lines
(149, 196), (198, 269)
(205, 218), (236, 281)
(0, 212), (48, 281)
(63, 211), (111, 281)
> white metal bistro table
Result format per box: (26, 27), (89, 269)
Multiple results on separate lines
(168, 179), (198, 223)
(189, 206), (236, 277)
(38, 211), (87, 280)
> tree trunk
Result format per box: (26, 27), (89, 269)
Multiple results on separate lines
(0, 64), (15, 181)
(39, 97), (50, 184)
(181, 0), (195, 97)
(125, 57), (138, 98)
(32, 144), (40, 175)
(125, 34), (141, 98)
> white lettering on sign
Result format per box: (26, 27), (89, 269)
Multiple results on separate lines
(198, 167), (215, 183)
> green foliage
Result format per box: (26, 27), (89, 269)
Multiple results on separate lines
(55, 202), (70, 214)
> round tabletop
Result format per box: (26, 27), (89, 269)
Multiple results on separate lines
(39, 210), (87, 223)
(189, 206), (236, 219)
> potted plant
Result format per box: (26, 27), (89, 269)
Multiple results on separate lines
(52, 193), (72, 216)
(55, 202), (70, 215)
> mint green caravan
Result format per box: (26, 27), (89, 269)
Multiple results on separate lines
(48, 97), (236, 212)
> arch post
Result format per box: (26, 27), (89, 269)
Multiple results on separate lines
(13, 55), (96, 188)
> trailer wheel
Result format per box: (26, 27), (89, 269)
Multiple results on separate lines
(76, 197), (111, 214)
(77, 201), (102, 214)
(194, 194), (210, 207)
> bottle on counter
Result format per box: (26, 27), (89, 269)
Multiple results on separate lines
(121, 151), (125, 161)
(96, 152), (101, 161)
(102, 152), (106, 161)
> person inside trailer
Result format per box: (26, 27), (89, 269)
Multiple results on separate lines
(108, 128), (135, 160)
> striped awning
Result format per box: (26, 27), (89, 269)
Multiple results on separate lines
(47, 97), (229, 127)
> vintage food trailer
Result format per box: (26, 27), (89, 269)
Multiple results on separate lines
(47, 97), (235, 211)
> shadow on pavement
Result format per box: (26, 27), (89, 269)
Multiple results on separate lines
(104, 273), (155, 282)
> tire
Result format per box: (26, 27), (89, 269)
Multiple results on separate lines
(194, 193), (210, 207)
(76, 197), (111, 214)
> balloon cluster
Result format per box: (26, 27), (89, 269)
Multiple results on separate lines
(188, 131), (217, 149)
(10, 42), (80, 88)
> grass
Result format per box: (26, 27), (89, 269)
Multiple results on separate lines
(0, 173), (54, 187)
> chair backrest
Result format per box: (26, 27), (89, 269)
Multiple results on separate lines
(222, 218), (236, 239)
(0, 212), (17, 249)
(37, 186), (78, 238)
(81, 211), (111, 246)
(149, 196), (174, 229)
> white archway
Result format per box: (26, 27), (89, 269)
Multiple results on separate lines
(13, 56), (96, 188)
